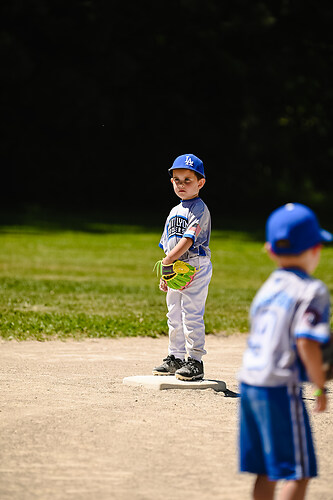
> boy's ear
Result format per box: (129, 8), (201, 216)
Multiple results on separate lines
(198, 178), (206, 189)
(264, 242), (272, 253)
(312, 243), (322, 253)
(265, 242), (278, 262)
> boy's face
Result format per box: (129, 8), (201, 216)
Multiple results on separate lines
(171, 168), (205, 200)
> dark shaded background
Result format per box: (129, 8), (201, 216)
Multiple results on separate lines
(2, 0), (333, 224)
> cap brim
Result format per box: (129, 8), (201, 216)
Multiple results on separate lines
(168, 166), (205, 178)
(320, 229), (333, 242)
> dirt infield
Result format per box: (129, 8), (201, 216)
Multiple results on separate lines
(1, 334), (332, 500)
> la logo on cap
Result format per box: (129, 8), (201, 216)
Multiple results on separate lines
(185, 156), (194, 167)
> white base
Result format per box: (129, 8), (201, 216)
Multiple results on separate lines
(123, 375), (226, 391)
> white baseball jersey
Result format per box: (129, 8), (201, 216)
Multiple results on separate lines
(159, 197), (211, 261)
(159, 196), (212, 361)
(238, 268), (331, 387)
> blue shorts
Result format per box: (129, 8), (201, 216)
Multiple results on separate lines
(239, 383), (317, 480)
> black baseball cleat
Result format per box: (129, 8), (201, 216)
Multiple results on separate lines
(152, 355), (184, 376)
(175, 357), (204, 381)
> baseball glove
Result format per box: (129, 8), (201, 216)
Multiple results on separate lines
(154, 260), (197, 290)
(321, 332), (333, 381)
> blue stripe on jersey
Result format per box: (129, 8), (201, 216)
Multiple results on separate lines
(295, 332), (328, 343)
(183, 232), (195, 241)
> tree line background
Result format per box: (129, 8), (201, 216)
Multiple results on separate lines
(2, 0), (333, 225)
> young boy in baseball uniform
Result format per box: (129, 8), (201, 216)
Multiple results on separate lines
(153, 154), (212, 381)
(238, 203), (332, 500)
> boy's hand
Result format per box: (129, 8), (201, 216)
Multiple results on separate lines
(314, 391), (327, 413)
(159, 278), (168, 292)
(162, 256), (173, 266)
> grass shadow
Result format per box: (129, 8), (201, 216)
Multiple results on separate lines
(0, 205), (265, 240)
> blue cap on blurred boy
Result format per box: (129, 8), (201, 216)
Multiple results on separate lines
(266, 203), (333, 255)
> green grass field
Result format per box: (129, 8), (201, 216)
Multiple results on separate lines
(1, 217), (332, 340)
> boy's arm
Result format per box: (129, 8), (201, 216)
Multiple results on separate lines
(296, 337), (327, 412)
(162, 237), (193, 265)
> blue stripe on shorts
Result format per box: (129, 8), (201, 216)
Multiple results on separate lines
(239, 383), (317, 480)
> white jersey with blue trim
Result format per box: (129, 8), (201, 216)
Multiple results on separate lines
(159, 197), (211, 261)
(238, 268), (331, 387)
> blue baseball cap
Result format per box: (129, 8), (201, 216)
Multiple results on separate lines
(168, 154), (205, 178)
(266, 203), (333, 255)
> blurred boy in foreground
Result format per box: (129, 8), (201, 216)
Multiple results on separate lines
(238, 203), (332, 500)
